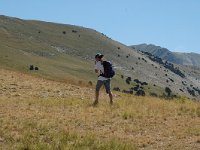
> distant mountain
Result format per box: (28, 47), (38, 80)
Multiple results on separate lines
(131, 44), (200, 67)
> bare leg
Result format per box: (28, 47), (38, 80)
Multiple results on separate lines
(93, 91), (99, 106)
(108, 91), (113, 104)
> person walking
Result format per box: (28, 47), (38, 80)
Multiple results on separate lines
(93, 53), (114, 106)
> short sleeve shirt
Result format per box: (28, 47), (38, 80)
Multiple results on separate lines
(95, 61), (109, 81)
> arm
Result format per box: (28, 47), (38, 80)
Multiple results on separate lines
(95, 61), (99, 74)
(95, 69), (98, 73)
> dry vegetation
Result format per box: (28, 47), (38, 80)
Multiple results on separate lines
(0, 69), (200, 150)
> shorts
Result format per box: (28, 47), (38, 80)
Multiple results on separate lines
(96, 79), (111, 93)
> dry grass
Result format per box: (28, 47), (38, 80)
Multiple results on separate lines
(0, 69), (200, 150)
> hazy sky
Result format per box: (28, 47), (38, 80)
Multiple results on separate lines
(1, 0), (200, 53)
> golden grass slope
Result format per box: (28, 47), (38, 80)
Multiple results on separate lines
(0, 69), (200, 150)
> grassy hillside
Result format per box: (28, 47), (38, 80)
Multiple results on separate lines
(1, 15), (200, 98)
(0, 15), (132, 90)
(0, 69), (200, 150)
(0, 15), (162, 95)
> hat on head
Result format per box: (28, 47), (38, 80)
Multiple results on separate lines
(95, 53), (104, 58)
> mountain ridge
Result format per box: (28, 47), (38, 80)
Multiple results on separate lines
(131, 43), (200, 67)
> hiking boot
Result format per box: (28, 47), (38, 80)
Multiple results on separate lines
(110, 100), (113, 105)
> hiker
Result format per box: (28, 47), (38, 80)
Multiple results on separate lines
(93, 53), (115, 106)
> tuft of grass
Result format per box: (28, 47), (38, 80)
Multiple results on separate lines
(187, 128), (200, 136)
(10, 130), (137, 150)
(196, 107), (200, 117)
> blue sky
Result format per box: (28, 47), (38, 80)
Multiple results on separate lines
(0, 0), (200, 53)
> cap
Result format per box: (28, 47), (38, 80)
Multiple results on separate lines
(95, 53), (104, 58)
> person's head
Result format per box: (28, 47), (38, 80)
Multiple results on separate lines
(95, 53), (104, 61)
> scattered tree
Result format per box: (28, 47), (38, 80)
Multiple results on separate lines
(29, 65), (34, 70)
(35, 67), (39, 70)
(165, 87), (172, 97)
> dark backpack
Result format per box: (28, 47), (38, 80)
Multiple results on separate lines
(101, 61), (115, 78)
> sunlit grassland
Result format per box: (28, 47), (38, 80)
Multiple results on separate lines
(0, 94), (200, 150)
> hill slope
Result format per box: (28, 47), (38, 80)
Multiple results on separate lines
(1, 68), (200, 150)
(1, 15), (200, 98)
(131, 43), (200, 67)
